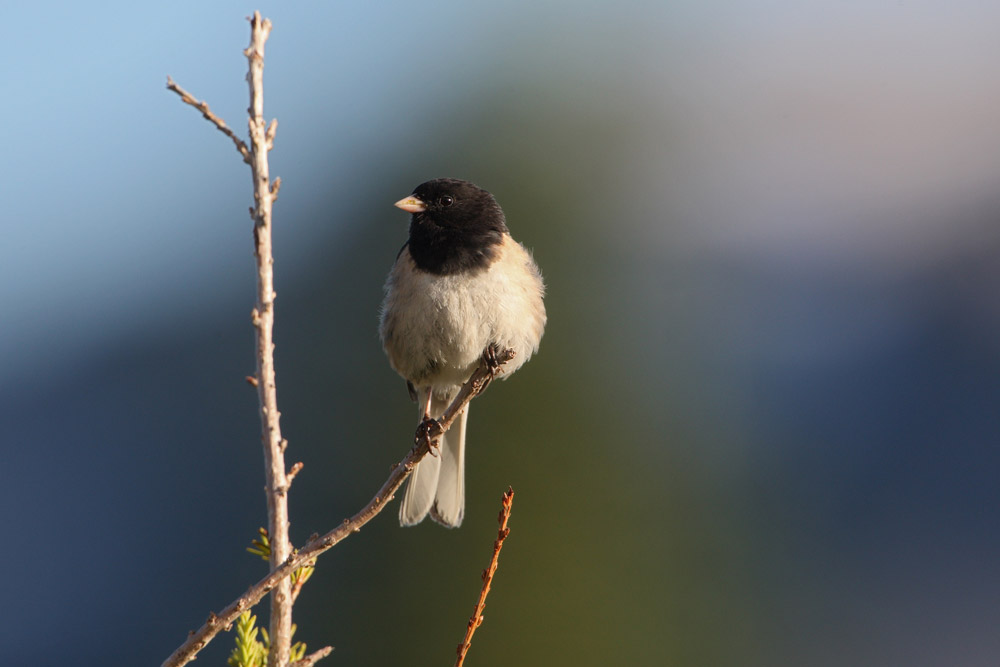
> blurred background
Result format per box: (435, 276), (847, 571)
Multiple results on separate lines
(3, 1), (999, 665)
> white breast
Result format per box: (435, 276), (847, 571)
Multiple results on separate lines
(380, 234), (546, 391)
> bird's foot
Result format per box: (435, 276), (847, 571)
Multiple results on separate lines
(480, 344), (506, 390)
(415, 416), (442, 456)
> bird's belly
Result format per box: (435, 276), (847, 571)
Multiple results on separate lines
(381, 248), (544, 390)
(387, 271), (495, 387)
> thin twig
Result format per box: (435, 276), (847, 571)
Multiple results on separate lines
(160, 350), (514, 667)
(289, 558), (313, 604)
(287, 461), (304, 486)
(165, 77), (251, 163)
(290, 645), (333, 667)
(455, 487), (515, 667)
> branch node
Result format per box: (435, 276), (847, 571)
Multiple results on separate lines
(266, 118), (278, 148)
(287, 461), (304, 485)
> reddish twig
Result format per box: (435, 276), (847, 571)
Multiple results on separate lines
(455, 487), (515, 667)
(289, 558), (314, 604)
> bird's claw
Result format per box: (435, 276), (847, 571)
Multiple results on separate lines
(480, 344), (505, 390)
(415, 416), (442, 456)
(482, 344), (501, 372)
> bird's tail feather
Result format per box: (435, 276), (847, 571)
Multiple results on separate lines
(430, 402), (467, 527)
(399, 391), (467, 527)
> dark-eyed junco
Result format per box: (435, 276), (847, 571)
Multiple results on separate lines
(380, 178), (546, 527)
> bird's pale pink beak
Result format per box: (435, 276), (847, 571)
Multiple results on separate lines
(394, 196), (426, 213)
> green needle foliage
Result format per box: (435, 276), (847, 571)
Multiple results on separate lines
(248, 527), (316, 587)
(228, 612), (266, 667)
(246, 527), (271, 561)
(230, 529), (311, 666)
(226, 610), (309, 666)
(290, 638), (307, 663)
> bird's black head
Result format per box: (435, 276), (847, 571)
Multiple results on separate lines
(396, 178), (508, 275)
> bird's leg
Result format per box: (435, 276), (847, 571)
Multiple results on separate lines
(421, 386), (433, 421)
(415, 387), (441, 457)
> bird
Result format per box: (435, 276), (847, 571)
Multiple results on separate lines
(379, 178), (546, 527)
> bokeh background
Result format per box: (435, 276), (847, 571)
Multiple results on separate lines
(4, 1), (999, 665)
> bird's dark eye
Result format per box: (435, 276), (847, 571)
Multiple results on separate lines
(440, 196), (454, 207)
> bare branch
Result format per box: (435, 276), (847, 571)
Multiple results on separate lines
(160, 350), (514, 667)
(165, 76), (251, 163)
(290, 646), (333, 667)
(227, 11), (294, 667)
(455, 487), (515, 667)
